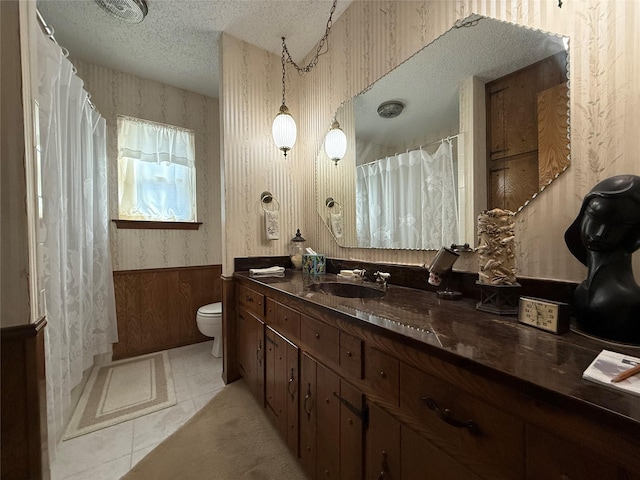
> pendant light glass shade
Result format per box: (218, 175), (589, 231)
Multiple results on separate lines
(272, 104), (297, 157)
(324, 120), (347, 165)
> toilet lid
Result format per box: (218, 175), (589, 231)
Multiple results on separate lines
(199, 302), (222, 315)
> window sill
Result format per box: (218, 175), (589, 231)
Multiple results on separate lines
(113, 220), (202, 230)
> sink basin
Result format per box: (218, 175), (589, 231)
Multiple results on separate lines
(308, 282), (386, 299)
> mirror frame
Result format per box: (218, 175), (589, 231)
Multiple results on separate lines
(316, 14), (570, 251)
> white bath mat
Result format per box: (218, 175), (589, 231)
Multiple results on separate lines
(63, 351), (176, 440)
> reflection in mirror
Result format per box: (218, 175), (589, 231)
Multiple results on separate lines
(316, 14), (569, 250)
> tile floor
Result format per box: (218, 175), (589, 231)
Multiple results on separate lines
(50, 340), (224, 480)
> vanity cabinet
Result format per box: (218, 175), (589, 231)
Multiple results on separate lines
(233, 274), (640, 480)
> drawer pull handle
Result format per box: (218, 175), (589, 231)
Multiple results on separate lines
(315, 333), (320, 339)
(256, 340), (262, 366)
(379, 371), (387, 378)
(246, 295), (253, 302)
(347, 350), (352, 357)
(288, 368), (296, 399)
(378, 450), (389, 479)
(422, 397), (479, 434)
(304, 383), (313, 418)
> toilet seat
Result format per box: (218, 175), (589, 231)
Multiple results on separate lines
(198, 302), (222, 316)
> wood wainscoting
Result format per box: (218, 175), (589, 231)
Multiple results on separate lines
(113, 265), (222, 360)
(1, 318), (49, 480)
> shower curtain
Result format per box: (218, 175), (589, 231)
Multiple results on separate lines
(356, 141), (458, 249)
(37, 26), (118, 458)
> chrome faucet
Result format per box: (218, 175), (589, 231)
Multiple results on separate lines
(373, 271), (391, 289)
(353, 268), (367, 280)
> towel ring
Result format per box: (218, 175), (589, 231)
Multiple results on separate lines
(325, 197), (342, 214)
(261, 191), (280, 212)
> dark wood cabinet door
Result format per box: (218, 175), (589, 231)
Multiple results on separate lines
(366, 402), (400, 480)
(526, 426), (640, 480)
(285, 341), (300, 456)
(340, 380), (364, 480)
(300, 353), (318, 478)
(236, 308), (264, 405)
(316, 362), (340, 479)
(401, 426), (482, 480)
(265, 327), (287, 434)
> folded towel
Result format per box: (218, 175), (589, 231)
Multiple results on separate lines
(265, 210), (280, 240)
(250, 272), (285, 278)
(249, 266), (285, 276)
(330, 212), (344, 239)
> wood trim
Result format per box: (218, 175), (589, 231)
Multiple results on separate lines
(112, 220), (202, 230)
(112, 264), (222, 359)
(1, 319), (49, 480)
(222, 275), (239, 384)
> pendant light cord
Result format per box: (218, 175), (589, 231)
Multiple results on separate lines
(281, 0), (338, 75)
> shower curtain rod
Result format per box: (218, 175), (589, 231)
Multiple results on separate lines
(35, 8), (96, 110)
(422, 133), (460, 149)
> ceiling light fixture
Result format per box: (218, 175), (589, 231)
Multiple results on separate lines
(377, 101), (405, 119)
(272, 0), (339, 158)
(94, 0), (148, 24)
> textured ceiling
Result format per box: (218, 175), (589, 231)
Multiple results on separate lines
(36, 0), (352, 98)
(351, 14), (568, 150)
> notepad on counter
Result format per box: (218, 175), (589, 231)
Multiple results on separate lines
(582, 349), (640, 397)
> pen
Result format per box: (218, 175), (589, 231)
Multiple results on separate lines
(611, 363), (640, 383)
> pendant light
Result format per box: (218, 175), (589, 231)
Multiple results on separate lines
(272, 39), (297, 157)
(324, 119), (347, 165)
(272, 0), (339, 158)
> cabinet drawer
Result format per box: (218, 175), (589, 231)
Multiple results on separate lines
(238, 284), (264, 319)
(339, 331), (363, 379)
(364, 346), (399, 405)
(400, 362), (524, 479)
(301, 315), (339, 364)
(266, 298), (301, 340)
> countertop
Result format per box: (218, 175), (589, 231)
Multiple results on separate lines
(235, 270), (640, 427)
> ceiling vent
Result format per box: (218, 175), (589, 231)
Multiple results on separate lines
(95, 0), (148, 24)
(377, 101), (405, 119)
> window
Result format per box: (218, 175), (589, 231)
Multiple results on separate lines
(117, 115), (196, 222)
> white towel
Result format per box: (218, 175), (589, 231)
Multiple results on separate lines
(249, 266), (285, 276)
(265, 210), (280, 240)
(330, 212), (344, 239)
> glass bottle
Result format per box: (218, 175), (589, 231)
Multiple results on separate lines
(289, 229), (306, 270)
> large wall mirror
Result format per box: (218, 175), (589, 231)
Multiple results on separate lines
(316, 14), (570, 250)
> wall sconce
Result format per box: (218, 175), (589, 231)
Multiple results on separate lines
(271, 0), (338, 158)
(324, 119), (347, 165)
(427, 246), (462, 300)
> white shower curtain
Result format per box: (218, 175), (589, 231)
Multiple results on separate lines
(37, 27), (118, 458)
(356, 141), (458, 249)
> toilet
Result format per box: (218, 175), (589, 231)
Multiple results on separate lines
(196, 302), (223, 357)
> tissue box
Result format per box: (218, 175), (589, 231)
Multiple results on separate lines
(302, 254), (326, 275)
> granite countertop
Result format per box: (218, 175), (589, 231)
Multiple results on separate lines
(235, 270), (640, 427)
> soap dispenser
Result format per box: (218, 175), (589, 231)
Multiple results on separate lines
(289, 229), (306, 270)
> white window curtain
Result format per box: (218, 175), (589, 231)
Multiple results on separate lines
(356, 141), (458, 249)
(117, 116), (196, 222)
(37, 27), (118, 459)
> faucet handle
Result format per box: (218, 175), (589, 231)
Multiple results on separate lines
(353, 269), (366, 278)
(374, 271), (391, 283)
